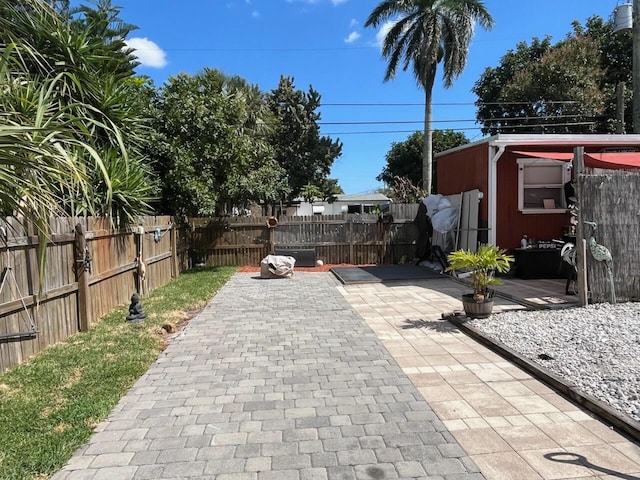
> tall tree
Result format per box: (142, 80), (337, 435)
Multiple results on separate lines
(474, 35), (607, 134)
(149, 69), (289, 216)
(377, 129), (469, 188)
(66, 0), (139, 77)
(365, 0), (493, 193)
(473, 16), (631, 135)
(267, 76), (343, 203)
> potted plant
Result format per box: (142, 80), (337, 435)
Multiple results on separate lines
(446, 244), (514, 318)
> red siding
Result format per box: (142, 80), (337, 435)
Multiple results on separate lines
(438, 141), (640, 251)
(496, 151), (570, 249)
(437, 143), (489, 223)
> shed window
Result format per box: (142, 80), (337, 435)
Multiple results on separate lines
(517, 158), (571, 213)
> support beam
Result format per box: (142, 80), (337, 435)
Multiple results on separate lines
(573, 147), (588, 306)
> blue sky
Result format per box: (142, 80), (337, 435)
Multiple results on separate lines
(110, 0), (621, 194)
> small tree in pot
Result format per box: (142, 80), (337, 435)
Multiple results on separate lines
(446, 244), (514, 317)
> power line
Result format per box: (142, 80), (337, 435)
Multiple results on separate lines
(324, 121), (597, 136)
(325, 101), (584, 106)
(137, 46), (375, 53)
(318, 114), (595, 126)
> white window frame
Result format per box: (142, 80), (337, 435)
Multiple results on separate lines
(517, 157), (571, 214)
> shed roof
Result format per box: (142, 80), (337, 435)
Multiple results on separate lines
(435, 134), (640, 158)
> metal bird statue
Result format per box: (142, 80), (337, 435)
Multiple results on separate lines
(584, 221), (615, 304)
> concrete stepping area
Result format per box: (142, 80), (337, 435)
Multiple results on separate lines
(339, 278), (640, 480)
(53, 272), (483, 480)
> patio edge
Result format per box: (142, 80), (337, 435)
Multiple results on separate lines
(446, 313), (640, 444)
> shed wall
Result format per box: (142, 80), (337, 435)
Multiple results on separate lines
(497, 151), (569, 249)
(437, 142), (489, 223)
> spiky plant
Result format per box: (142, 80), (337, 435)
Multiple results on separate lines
(446, 243), (514, 300)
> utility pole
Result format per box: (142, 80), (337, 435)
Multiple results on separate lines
(634, 0), (640, 132)
(617, 83), (626, 133)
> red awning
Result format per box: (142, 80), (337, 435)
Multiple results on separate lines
(513, 151), (575, 161)
(584, 152), (640, 170)
(512, 150), (640, 170)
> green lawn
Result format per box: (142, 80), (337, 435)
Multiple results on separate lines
(0, 266), (237, 480)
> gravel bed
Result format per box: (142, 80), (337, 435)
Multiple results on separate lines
(467, 302), (640, 423)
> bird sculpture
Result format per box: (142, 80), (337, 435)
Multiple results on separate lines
(584, 221), (615, 304)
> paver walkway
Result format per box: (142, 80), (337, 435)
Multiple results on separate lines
(53, 273), (483, 480)
(339, 278), (640, 480)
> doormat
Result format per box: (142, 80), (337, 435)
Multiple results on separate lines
(331, 265), (444, 284)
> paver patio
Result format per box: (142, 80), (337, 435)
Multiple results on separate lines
(52, 272), (640, 480)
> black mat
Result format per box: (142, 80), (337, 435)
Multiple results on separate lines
(331, 265), (444, 284)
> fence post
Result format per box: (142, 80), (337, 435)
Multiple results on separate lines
(74, 222), (92, 331)
(348, 216), (354, 264)
(170, 222), (178, 278)
(269, 223), (275, 254)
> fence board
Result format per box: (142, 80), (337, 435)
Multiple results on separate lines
(2, 209), (426, 371)
(0, 215), (184, 372)
(189, 213), (420, 267)
(580, 171), (640, 302)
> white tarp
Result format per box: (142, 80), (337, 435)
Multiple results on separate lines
(421, 190), (481, 253)
(260, 255), (296, 279)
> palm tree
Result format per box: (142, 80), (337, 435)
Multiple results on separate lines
(365, 0), (493, 193)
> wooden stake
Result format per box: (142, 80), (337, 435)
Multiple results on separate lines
(74, 222), (92, 331)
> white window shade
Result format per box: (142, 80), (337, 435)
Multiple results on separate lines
(517, 158), (571, 213)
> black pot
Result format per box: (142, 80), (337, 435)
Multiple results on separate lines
(461, 293), (494, 319)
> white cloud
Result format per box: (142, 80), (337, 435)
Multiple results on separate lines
(252, 10), (260, 17)
(331, 0), (347, 5)
(344, 31), (360, 44)
(125, 37), (167, 68)
(349, 18), (358, 28)
(375, 20), (396, 48)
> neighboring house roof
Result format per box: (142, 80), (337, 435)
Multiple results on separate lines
(332, 193), (391, 203)
(293, 193), (391, 203)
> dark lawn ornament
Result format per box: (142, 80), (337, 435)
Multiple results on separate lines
(584, 221), (615, 304)
(126, 292), (146, 322)
(560, 242), (577, 295)
(413, 201), (433, 263)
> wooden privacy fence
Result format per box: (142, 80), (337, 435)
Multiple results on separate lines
(579, 170), (640, 303)
(190, 212), (420, 267)
(0, 216), (190, 372)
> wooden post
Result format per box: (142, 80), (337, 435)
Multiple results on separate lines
(74, 222), (92, 331)
(134, 227), (145, 295)
(170, 222), (178, 278)
(269, 224), (275, 255)
(348, 216), (354, 264)
(574, 147), (588, 306)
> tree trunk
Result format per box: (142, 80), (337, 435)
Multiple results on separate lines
(423, 91), (433, 193)
(422, 68), (436, 194)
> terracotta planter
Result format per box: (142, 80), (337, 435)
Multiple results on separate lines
(461, 293), (494, 319)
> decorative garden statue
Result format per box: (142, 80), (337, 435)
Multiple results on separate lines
(584, 221), (615, 304)
(126, 293), (146, 322)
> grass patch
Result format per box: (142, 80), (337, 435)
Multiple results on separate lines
(0, 266), (236, 480)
